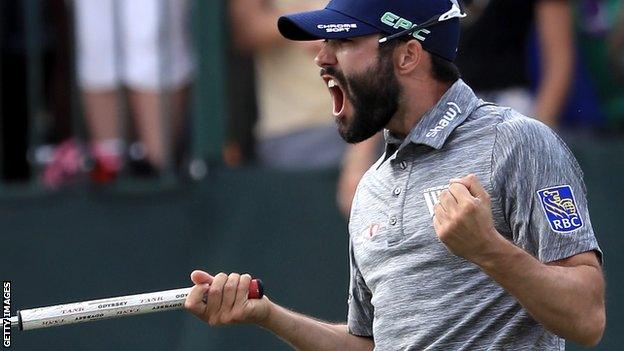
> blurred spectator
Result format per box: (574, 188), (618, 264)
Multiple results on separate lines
(71, 0), (194, 182)
(1, 1), (31, 182)
(612, 3), (624, 83)
(222, 34), (258, 167)
(1, 0), (73, 182)
(456, 0), (574, 128)
(229, 0), (346, 170)
(573, 0), (624, 131)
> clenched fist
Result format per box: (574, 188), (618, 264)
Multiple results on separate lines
(433, 174), (505, 264)
(185, 270), (271, 327)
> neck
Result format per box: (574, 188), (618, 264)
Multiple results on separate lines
(386, 78), (453, 137)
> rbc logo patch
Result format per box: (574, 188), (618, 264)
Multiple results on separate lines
(537, 185), (584, 233)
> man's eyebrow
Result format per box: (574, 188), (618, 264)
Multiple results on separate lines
(323, 38), (353, 45)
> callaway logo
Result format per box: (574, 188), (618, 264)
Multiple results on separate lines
(426, 102), (462, 138)
(317, 24), (358, 33)
(380, 12), (431, 41)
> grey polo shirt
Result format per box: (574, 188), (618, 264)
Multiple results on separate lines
(347, 79), (601, 350)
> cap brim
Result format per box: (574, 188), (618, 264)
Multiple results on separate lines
(278, 8), (381, 41)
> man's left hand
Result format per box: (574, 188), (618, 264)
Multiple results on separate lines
(433, 174), (503, 264)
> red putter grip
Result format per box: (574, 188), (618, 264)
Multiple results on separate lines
(248, 279), (264, 299)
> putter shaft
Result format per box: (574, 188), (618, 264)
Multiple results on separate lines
(10, 279), (263, 331)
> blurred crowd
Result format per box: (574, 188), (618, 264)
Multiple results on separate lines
(1, 0), (623, 202)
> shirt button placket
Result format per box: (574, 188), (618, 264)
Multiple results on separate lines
(389, 216), (398, 226)
(388, 159), (407, 246)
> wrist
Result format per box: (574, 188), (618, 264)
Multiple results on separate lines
(256, 298), (276, 328)
(471, 229), (514, 270)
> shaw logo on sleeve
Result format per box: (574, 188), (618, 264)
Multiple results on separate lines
(537, 185), (584, 233)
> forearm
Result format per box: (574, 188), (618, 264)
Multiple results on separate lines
(229, 0), (285, 52)
(259, 301), (374, 351)
(535, 61), (572, 127)
(534, 69), (571, 127)
(534, 0), (574, 126)
(475, 236), (605, 346)
(230, 0), (323, 53)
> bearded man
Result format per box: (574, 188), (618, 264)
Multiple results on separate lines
(185, 1), (605, 349)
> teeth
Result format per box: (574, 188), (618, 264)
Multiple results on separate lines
(328, 79), (336, 88)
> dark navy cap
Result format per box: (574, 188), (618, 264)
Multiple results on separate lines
(278, 0), (463, 61)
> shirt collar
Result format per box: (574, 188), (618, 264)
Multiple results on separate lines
(384, 79), (481, 151)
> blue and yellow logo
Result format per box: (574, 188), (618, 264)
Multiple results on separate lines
(537, 185), (584, 233)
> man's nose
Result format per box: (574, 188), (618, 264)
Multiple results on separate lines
(314, 42), (337, 68)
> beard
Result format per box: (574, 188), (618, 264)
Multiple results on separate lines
(322, 52), (402, 144)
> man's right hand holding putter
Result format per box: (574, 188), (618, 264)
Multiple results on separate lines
(184, 270), (375, 351)
(185, 271), (270, 327)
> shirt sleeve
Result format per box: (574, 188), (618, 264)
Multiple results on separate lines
(491, 114), (602, 264)
(347, 238), (374, 337)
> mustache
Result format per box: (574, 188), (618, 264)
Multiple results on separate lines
(320, 67), (348, 88)
(320, 67), (337, 77)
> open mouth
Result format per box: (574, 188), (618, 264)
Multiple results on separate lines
(327, 78), (346, 117)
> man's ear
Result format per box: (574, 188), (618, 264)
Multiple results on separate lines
(395, 40), (423, 75)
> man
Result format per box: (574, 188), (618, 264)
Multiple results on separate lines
(185, 0), (605, 349)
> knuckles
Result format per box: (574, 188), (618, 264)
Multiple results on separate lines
(224, 273), (241, 292)
(461, 199), (479, 214)
(219, 314), (232, 325)
(224, 282), (236, 292)
(208, 286), (222, 299)
(186, 272), (258, 327)
(482, 193), (491, 204)
(237, 284), (248, 294)
(466, 174), (478, 184)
